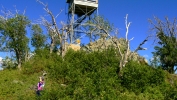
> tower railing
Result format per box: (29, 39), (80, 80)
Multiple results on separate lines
(75, 0), (98, 4)
(67, 0), (98, 4)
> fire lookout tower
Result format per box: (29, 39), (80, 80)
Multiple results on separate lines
(66, 0), (98, 43)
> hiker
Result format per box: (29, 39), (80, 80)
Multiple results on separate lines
(36, 77), (45, 96)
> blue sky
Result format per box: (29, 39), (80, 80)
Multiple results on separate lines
(0, 0), (177, 62)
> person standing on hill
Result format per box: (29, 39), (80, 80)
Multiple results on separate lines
(36, 77), (45, 96)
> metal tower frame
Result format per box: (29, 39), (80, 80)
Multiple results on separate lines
(66, 0), (98, 44)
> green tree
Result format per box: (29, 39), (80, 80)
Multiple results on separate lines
(150, 54), (161, 68)
(0, 14), (30, 70)
(31, 24), (46, 50)
(149, 17), (177, 73)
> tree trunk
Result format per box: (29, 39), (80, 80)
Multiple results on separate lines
(17, 58), (22, 70)
(17, 63), (21, 70)
(118, 56), (123, 77)
(25, 49), (28, 62)
(15, 49), (22, 70)
(62, 31), (67, 58)
(169, 65), (175, 74)
(50, 36), (55, 54)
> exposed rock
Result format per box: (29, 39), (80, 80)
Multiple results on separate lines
(67, 43), (81, 51)
(81, 37), (148, 64)
(82, 37), (127, 52)
(64, 39), (81, 51)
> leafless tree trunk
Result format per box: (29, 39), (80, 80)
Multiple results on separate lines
(117, 14), (134, 76)
(90, 14), (132, 76)
(94, 14), (148, 76)
(37, 0), (68, 58)
(60, 22), (69, 58)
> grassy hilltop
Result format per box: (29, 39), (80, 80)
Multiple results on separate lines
(0, 48), (177, 100)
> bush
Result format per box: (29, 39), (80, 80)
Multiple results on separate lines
(121, 61), (165, 94)
(46, 49), (122, 99)
(1, 47), (177, 99)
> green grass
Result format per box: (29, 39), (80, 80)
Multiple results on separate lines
(0, 69), (40, 99)
(0, 50), (177, 99)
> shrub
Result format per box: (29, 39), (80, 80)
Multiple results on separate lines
(121, 61), (165, 94)
(47, 49), (122, 99)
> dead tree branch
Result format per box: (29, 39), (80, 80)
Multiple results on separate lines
(134, 36), (149, 53)
(37, 0), (68, 57)
(120, 14), (133, 72)
(125, 14), (131, 42)
(94, 14), (133, 76)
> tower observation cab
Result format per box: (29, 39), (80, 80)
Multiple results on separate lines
(66, 0), (98, 43)
(67, 0), (98, 16)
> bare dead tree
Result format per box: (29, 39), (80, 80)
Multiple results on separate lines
(92, 14), (133, 76)
(116, 14), (134, 76)
(40, 17), (56, 53)
(60, 22), (69, 57)
(37, 0), (69, 57)
(148, 16), (177, 43)
(93, 14), (149, 76)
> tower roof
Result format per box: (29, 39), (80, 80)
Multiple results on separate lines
(67, 0), (98, 15)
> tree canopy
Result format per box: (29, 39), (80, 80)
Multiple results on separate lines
(31, 24), (46, 50)
(149, 17), (177, 73)
(0, 14), (30, 69)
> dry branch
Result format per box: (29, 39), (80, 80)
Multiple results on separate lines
(37, 0), (68, 57)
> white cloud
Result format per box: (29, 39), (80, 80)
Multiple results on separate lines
(150, 57), (154, 61)
(0, 57), (2, 64)
(143, 55), (148, 58)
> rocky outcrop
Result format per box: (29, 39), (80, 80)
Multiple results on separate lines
(65, 39), (81, 51)
(82, 37), (127, 52)
(81, 37), (148, 64)
(67, 44), (81, 51)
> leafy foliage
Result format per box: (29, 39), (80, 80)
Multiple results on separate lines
(153, 32), (177, 73)
(0, 14), (30, 69)
(0, 49), (177, 99)
(121, 61), (165, 94)
(150, 17), (177, 73)
(31, 24), (46, 50)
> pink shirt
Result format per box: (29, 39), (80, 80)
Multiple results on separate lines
(37, 81), (44, 90)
